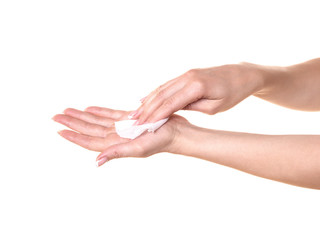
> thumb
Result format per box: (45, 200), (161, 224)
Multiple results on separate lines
(96, 143), (141, 167)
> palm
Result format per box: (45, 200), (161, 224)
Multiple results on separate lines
(53, 106), (187, 164)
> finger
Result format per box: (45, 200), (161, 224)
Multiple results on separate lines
(183, 99), (223, 115)
(136, 80), (186, 124)
(96, 142), (142, 166)
(146, 87), (200, 123)
(84, 106), (128, 120)
(58, 130), (109, 152)
(140, 96), (147, 103)
(63, 108), (115, 127)
(143, 77), (178, 103)
(130, 77), (179, 119)
(53, 114), (115, 137)
(141, 77), (179, 105)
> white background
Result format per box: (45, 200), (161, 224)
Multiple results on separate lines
(1, 0), (319, 239)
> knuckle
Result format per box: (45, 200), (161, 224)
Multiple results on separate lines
(163, 97), (175, 108)
(83, 121), (92, 131)
(190, 78), (204, 93)
(63, 108), (72, 114)
(112, 149), (121, 159)
(90, 113), (99, 122)
(84, 106), (96, 112)
(185, 68), (199, 78)
(102, 127), (110, 137)
(156, 89), (166, 99)
(154, 85), (167, 99)
(85, 138), (94, 150)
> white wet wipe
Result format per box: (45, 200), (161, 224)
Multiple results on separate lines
(115, 118), (169, 139)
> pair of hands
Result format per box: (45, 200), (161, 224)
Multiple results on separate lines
(53, 63), (262, 166)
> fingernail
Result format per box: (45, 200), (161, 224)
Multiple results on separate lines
(97, 154), (107, 161)
(128, 111), (138, 119)
(140, 97), (146, 103)
(133, 119), (140, 126)
(96, 157), (108, 167)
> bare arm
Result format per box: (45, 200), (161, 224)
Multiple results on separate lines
(254, 58), (320, 111)
(53, 107), (320, 190)
(133, 58), (320, 124)
(172, 123), (320, 190)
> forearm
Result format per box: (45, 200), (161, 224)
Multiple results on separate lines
(172, 124), (320, 189)
(252, 58), (320, 111)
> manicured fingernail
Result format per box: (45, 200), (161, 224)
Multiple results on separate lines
(96, 159), (104, 167)
(97, 154), (107, 161)
(128, 111), (138, 119)
(96, 157), (108, 167)
(140, 97), (146, 103)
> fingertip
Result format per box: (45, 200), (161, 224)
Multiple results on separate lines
(96, 157), (108, 167)
(96, 153), (107, 161)
(95, 160), (100, 167)
(135, 117), (146, 125)
(57, 129), (74, 140)
(128, 110), (138, 119)
(57, 130), (65, 136)
(140, 96), (147, 103)
(52, 114), (64, 122)
(63, 108), (75, 114)
(132, 110), (146, 125)
(133, 119), (140, 126)
(84, 106), (97, 112)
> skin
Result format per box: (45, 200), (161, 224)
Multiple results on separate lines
(52, 107), (320, 189)
(132, 58), (320, 124)
(52, 107), (184, 166)
(53, 58), (320, 189)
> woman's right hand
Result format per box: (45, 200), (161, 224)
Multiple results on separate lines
(132, 63), (264, 125)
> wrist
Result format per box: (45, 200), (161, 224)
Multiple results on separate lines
(169, 121), (198, 156)
(247, 63), (289, 97)
(237, 62), (267, 95)
(169, 121), (214, 158)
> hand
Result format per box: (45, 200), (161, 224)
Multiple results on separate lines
(132, 63), (264, 124)
(52, 107), (189, 166)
